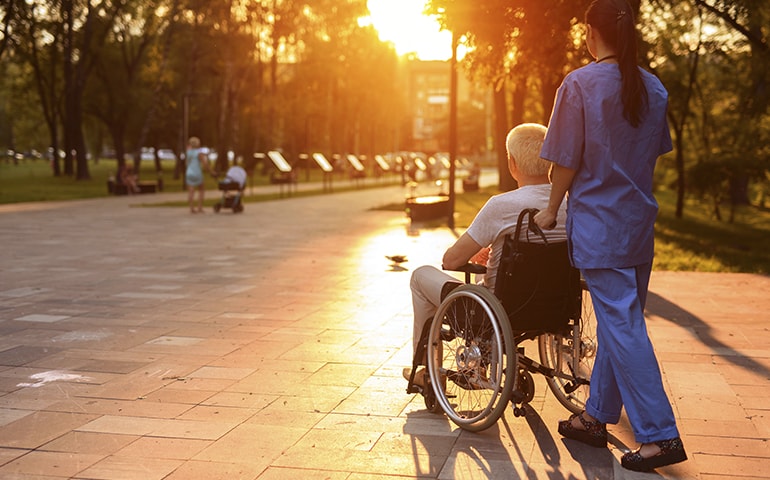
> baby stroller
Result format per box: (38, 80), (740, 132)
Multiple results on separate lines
(213, 165), (246, 213)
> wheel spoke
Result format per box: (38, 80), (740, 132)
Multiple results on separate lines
(539, 284), (597, 414)
(427, 285), (515, 432)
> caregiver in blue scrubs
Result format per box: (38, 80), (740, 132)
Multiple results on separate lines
(534, 0), (687, 472)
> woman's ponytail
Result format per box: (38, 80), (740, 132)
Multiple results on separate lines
(586, 0), (648, 127)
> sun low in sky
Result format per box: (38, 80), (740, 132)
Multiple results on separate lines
(362, 0), (453, 61)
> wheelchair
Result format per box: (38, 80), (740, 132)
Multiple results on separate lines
(406, 209), (597, 432)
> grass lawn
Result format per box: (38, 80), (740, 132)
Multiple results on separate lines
(2, 159), (768, 274)
(0, 158), (194, 203)
(0, 157), (391, 204)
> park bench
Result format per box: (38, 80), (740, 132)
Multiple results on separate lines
(373, 154), (391, 178)
(312, 153), (334, 192)
(266, 150), (297, 196)
(346, 154), (366, 179)
(410, 155), (428, 182)
(107, 177), (161, 195)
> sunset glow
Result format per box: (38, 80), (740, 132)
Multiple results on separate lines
(363, 0), (453, 61)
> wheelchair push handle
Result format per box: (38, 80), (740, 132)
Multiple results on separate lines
(516, 208), (549, 245)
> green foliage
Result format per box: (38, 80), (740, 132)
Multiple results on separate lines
(644, 0), (770, 212)
(653, 189), (770, 273)
(0, 158), (193, 203)
(0, 156), (398, 204)
(438, 185), (770, 274)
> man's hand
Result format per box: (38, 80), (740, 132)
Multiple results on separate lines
(470, 247), (490, 266)
(534, 209), (557, 230)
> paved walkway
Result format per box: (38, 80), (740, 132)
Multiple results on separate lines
(0, 177), (768, 479)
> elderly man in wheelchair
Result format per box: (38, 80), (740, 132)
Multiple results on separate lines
(404, 123), (596, 432)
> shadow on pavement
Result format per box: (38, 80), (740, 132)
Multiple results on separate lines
(646, 291), (770, 380)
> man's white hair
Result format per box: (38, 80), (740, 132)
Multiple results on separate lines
(506, 123), (551, 176)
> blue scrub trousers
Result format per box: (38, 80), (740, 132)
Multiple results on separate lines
(582, 264), (680, 443)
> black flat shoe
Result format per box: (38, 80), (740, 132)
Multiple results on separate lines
(621, 437), (688, 472)
(558, 411), (607, 448)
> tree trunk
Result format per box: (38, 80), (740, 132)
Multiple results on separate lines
(136, 0), (179, 175)
(671, 120), (685, 219)
(61, 0), (74, 176)
(494, 83), (514, 192)
(541, 75), (560, 126)
(729, 175), (750, 205)
(73, 103), (90, 179)
(112, 125), (126, 172)
(217, 58), (233, 173)
(511, 76), (525, 127)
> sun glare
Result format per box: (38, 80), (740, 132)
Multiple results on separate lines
(362, 0), (452, 61)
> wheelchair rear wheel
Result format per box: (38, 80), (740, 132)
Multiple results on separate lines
(538, 280), (596, 414)
(427, 285), (516, 432)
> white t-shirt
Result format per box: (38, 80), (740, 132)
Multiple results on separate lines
(465, 184), (568, 290)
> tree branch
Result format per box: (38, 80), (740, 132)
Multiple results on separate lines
(692, 0), (768, 52)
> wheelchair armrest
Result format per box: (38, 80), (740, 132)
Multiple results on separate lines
(444, 263), (487, 283)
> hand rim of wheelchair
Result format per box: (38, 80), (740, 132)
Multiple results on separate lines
(427, 284), (517, 432)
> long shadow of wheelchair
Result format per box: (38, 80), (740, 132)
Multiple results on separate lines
(404, 406), (623, 479)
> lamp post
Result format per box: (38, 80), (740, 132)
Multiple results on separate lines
(181, 91), (208, 186)
(448, 31), (459, 229)
(181, 94), (194, 188)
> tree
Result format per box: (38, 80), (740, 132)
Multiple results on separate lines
(9, 0), (66, 175)
(59, 0), (132, 180)
(0, 0), (19, 60)
(427, 0), (589, 191)
(645, 0), (770, 219)
(645, 0), (704, 218)
(86, 0), (174, 175)
(282, 5), (392, 166)
(689, 0), (770, 206)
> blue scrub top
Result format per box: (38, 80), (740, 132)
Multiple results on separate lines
(541, 63), (673, 269)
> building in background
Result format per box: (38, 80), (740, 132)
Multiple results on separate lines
(406, 60), (492, 162)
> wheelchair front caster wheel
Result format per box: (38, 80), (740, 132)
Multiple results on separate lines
(424, 389), (442, 414)
(513, 405), (527, 417)
(517, 369), (535, 404)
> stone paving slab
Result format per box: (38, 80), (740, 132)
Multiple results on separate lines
(0, 178), (768, 479)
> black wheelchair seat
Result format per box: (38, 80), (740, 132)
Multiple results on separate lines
(494, 210), (580, 333)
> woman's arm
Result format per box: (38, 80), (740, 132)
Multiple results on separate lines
(199, 152), (212, 174)
(534, 163), (576, 230)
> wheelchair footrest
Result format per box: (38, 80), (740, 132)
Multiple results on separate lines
(562, 377), (590, 394)
(406, 384), (424, 395)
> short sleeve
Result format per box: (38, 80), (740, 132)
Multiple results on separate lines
(465, 199), (499, 247)
(541, 78), (585, 170)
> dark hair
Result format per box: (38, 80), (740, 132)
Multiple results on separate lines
(586, 0), (647, 127)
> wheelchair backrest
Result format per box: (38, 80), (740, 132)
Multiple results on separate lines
(493, 209), (581, 333)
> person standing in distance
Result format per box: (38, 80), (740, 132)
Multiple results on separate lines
(185, 136), (210, 213)
(533, 0), (687, 472)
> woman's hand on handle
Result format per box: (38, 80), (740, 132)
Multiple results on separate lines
(534, 209), (557, 230)
(536, 163), (576, 230)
